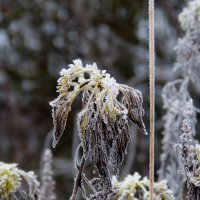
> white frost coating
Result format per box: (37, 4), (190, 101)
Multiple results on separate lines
(57, 59), (127, 117)
(73, 58), (83, 67)
(184, 99), (194, 117)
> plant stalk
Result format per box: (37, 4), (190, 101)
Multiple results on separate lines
(149, 0), (155, 199)
(70, 156), (86, 200)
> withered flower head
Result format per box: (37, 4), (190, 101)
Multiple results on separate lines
(50, 59), (147, 197)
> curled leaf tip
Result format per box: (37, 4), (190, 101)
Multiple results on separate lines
(138, 124), (148, 135)
(50, 93), (74, 147)
(122, 85), (147, 135)
(52, 140), (57, 148)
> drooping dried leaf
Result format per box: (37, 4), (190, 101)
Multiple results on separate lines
(122, 85), (147, 135)
(79, 105), (131, 182)
(101, 119), (115, 159)
(50, 94), (72, 148)
(111, 118), (130, 176)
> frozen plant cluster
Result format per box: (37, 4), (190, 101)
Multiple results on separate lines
(112, 172), (174, 200)
(50, 59), (147, 147)
(159, 0), (200, 199)
(176, 0), (200, 86)
(50, 59), (147, 199)
(175, 100), (200, 200)
(159, 79), (195, 199)
(179, 0), (200, 31)
(0, 162), (39, 199)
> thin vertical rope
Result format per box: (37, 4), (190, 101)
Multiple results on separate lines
(149, 0), (155, 199)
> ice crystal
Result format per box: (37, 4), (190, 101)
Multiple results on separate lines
(112, 172), (175, 200)
(50, 59), (147, 199)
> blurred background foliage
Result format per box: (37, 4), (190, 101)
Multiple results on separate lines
(0, 0), (198, 199)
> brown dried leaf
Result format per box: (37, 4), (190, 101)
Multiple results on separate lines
(111, 117), (130, 176)
(50, 94), (72, 148)
(122, 86), (148, 135)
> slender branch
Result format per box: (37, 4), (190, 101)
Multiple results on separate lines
(149, 0), (155, 199)
(70, 156), (86, 200)
(82, 174), (97, 193)
(72, 126), (80, 176)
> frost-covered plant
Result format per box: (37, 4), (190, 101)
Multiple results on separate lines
(112, 172), (174, 200)
(159, 0), (200, 199)
(0, 162), (39, 199)
(39, 149), (56, 200)
(175, 99), (200, 199)
(159, 79), (193, 199)
(0, 163), (21, 198)
(176, 0), (200, 86)
(50, 59), (147, 199)
(179, 0), (200, 31)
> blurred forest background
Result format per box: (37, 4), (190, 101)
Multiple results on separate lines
(0, 0), (200, 199)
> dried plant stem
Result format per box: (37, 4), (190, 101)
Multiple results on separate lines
(70, 156), (86, 200)
(149, 0), (155, 199)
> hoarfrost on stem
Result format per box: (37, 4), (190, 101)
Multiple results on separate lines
(175, 99), (200, 199)
(39, 149), (56, 200)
